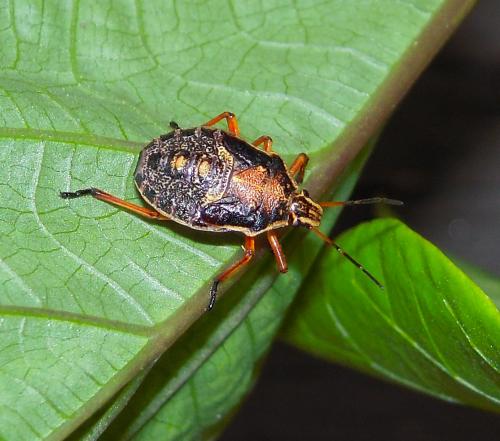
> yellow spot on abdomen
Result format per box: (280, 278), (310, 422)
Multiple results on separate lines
(171, 154), (188, 171)
(198, 159), (211, 178)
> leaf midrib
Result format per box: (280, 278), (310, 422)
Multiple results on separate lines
(0, 305), (152, 336)
(0, 127), (142, 152)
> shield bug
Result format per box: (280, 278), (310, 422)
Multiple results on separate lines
(60, 112), (402, 310)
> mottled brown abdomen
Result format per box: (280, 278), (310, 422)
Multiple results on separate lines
(134, 126), (297, 234)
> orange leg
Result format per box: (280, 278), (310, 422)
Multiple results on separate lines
(60, 188), (169, 220)
(252, 135), (273, 152)
(203, 111), (240, 137)
(209, 236), (255, 310)
(267, 231), (288, 273)
(288, 153), (309, 184)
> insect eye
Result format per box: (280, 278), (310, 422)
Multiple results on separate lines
(303, 189), (310, 198)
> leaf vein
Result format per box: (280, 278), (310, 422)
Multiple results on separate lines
(442, 298), (500, 377)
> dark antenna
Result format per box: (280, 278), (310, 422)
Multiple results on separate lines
(310, 227), (383, 289)
(319, 197), (403, 208)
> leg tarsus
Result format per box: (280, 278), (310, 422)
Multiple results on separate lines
(60, 188), (95, 199)
(202, 111), (240, 136)
(208, 280), (219, 311)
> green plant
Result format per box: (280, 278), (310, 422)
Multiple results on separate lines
(0, 1), (497, 440)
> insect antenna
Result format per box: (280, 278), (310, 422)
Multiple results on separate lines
(310, 227), (384, 289)
(319, 197), (403, 208)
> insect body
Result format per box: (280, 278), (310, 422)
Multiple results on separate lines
(61, 112), (401, 310)
(135, 124), (319, 235)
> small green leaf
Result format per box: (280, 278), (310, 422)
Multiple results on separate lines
(282, 219), (500, 412)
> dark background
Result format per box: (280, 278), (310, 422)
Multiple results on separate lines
(222, 1), (500, 440)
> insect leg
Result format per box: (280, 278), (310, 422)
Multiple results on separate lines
(202, 111), (240, 137)
(267, 231), (288, 273)
(288, 153), (309, 184)
(208, 236), (255, 310)
(60, 188), (170, 220)
(252, 135), (273, 152)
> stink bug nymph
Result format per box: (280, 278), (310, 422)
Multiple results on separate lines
(60, 112), (402, 310)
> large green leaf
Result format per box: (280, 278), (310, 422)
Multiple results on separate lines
(282, 219), (500, 412)
(0, 0), (474, 439)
